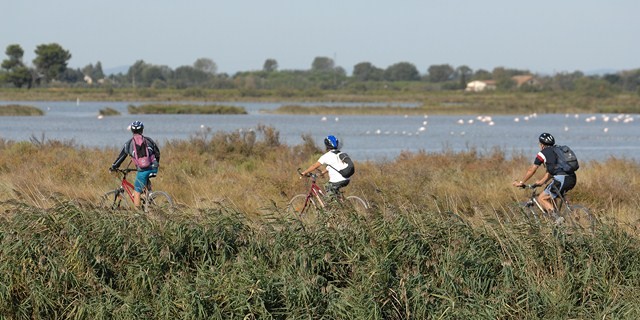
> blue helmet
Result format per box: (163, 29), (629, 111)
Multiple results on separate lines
(130, 121), (144, 134)
(324, 135), (339, 149)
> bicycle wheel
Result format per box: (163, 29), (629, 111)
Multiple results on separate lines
(146, 191), (174, 214)
(287, 194), (318, 219)
(521, 202), (544, 225)
(98, 190), (131, 210)
(345, 196), (369, 214)
(564, 205), (595, 233)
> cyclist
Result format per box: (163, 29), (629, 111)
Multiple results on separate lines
(512, 132), (577, 223)
(110, 121), (161, 209)
(300, 135), (351, 200)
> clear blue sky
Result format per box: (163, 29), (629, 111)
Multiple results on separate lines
(4, 0), (639, 75)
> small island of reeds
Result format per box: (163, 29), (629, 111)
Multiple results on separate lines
(98, 107), (121, 116)
(128, 103), (247, 115)
(0, 104), (44, 116)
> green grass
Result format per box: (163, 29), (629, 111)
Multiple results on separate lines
(127, 104), (247, 115)
(0, 104), (44, 116)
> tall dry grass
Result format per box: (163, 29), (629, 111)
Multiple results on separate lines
(1, 127), (639, 229)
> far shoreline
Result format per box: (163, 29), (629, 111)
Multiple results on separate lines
(1, 88), (639, 115)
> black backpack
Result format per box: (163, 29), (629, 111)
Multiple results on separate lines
(332, 151), (355, 178)
(553, 145), (579, 173)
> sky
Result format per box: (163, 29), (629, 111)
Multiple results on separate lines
(3, 0), (639, 75)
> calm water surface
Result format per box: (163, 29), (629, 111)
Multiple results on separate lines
(1, 100), (639, 162)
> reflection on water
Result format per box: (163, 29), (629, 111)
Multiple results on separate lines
(1, 100), (639, 162)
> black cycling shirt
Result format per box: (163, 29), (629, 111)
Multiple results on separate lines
(533, 146), (563, 175)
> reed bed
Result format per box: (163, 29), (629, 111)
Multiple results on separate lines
(127, 104), (247, 115)
(98, 107), (121, 116)
(4, 88), (640, 114)
(1, 128), (640, 318)
(0, 104), (44, 116)
(0, 200), (639, 319)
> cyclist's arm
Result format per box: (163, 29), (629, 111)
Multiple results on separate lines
(146, 137), (161, 163)
(513, 164), (539, 187)
(300, 161), (322, 176)
(535, 172), (552, 186)
(111, 144), (129, 169)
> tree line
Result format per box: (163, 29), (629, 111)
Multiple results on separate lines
(1, 42), (640, 96)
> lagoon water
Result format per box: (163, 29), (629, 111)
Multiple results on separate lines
(1, 100), (639, 162)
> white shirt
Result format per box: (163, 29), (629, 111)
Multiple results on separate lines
(318, 150), (349, 183)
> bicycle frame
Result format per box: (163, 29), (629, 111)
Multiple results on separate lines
(288, 168), (369, 217)
(108, 168), (153, 207)
(302, 172), (326, 209)
(101, 165), (173, 214)
(516, 183), (595, 232)
(521, 184), (570, 218)
(119, 171), (137, 202)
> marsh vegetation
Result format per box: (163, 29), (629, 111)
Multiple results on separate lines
(0, 127), (639, 318)
(98, 107), (120, 116)
(0, 104), (43, 116)
(3, 88), (640, 115)
(127, 103), (247, 115)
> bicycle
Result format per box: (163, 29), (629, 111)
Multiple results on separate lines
(513, 184), (595, 233)
(286, 168), (369, 218)
(99, 167), (173, 214)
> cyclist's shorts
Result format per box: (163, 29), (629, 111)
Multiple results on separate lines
(135, 167), (159, 193)
(545, 174), (576, 198)
(325, 180), (350, 196)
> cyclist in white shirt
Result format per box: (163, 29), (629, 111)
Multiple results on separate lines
(300, 135), (350, 199)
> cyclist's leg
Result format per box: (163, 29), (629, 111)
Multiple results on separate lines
(538, 180), (558, 213)
(546, 175), (575, 223)
(556, 174), (577, 212)
(324, 181), (337, 201)
(146, 171), (158, 192)
(558, 174), (576, 198)
(325, 180), (350, 202)
(134, 168), (158, 208)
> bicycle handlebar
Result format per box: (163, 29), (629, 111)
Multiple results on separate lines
(519, 183), (540, 189)
(297, 168), (317, 178)
(110, 167), (137, 175)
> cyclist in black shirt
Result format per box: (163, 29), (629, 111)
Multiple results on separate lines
(513, 133), (577, 221)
